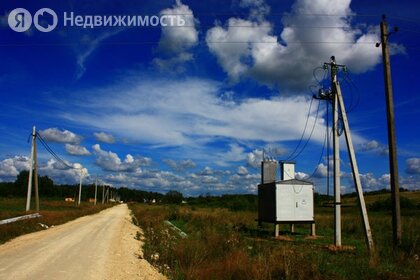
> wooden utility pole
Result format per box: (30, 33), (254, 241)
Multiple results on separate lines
(378, 15), (401, 247)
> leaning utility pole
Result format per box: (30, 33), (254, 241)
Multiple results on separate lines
(323, 57), (375, 254)
(26, 126), (39, 211)
(378, 15), (402, 247)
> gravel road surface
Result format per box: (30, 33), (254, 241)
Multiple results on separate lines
(0, 204), (166, 280)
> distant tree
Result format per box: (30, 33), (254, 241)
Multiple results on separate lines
(164, 190), (183, 204)
(14, 170), (30, 196)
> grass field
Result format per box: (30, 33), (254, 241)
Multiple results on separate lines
(0, 197), (114, 244)
(129, 192), (420, 280)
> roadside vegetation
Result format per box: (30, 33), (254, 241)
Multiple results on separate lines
(0, 170), (117, 244)
(129, 191), (420, 280)
(0, 197), (114, 244)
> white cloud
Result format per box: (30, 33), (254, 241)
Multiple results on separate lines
(247, 149), (263, 168)
(164, 159), (196, 172)
(39, 128), (82, 144)
(206, 0), (402, 91)
(39, 159), (88, 184)
(295, 171), (309, 180)
(0, 155), (88, 184)
(75, 29), (123, 79)
(65, 144), (91, 156)
(237, 166), (249, 175)
(93, 132), (116, 144)
(59, 77), (331, 147)
(153, 0), (198, 71)
(313, 163), (328, 178)
(358, 172), (390, 191)
(406, 158), (420, 175)
(358, 139), (388, 155)
(0, 156), (30, 179)
(246, 146), (288, 168)
(92, 144), (151, 172)
(216, 143), (247, 166)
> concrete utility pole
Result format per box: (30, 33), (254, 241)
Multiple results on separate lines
(94, 177), (98, 205)
(378, 15), (402, 247)
(102, 184), (105, 204)
(331, 60), (341, 247)
(26, 126), (39, 211)
(78, 169), (84, 206)
(324, 57), (374, 254)
(33, 130), (39, 211)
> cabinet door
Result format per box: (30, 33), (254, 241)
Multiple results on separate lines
(294, 185), (313, 221)
(276, 185), (294, 221)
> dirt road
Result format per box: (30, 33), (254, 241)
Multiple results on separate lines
(0, 204), (166, 280)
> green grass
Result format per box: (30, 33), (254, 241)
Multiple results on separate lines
(0, 197), (114, 244)
(129, 192), (420, 280)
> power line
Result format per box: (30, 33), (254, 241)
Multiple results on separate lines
(289, 98), (321, 161)
(284, 97), (314, 161)
(306, 111), (329, 180)
(36, 132), (81, 170)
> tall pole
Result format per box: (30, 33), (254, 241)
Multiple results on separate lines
(94, 177), (98, 205)
(379, 15), (401, 247)
(331, 58), (341, 247)
(335, 74), (375, 254)
(102, 184), (105, 204)
(322, 57), (375, 254)
(26, 126), (36, 211)
(33, 131), (39, 211)
(78, 169), (83, 206)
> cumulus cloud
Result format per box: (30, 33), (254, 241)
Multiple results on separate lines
(164, 159), (196, 172)
(237, 166), (249, 175)
(39, 159), (88, 184)
(65, 144), (91, 156)
(358, 172), (390, 191)
(93, 132), (116, 144)
(0, 156), (30, 180)
(215, 144), (247, 166)
(153, 0), (198, 71)
(313, 163), (328, 178)
(358, 140), (388, 155)
(206, 0), (402, 91)
(406, 158), (420, 175)
(92, 144), (151, 172)
(246, 146), (288, 168)
(39, 128), (82, 144)
(247, 149), (263, 168)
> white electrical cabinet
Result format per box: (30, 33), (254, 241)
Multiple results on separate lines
(275, 181), (314, 222)
(258, 179), (314, 223)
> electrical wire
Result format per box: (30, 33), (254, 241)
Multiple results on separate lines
(285, 97), (314, 161)
(36, 132), (81, 170)
(305, 108), (328, 180)
(290, 98), (321, 160)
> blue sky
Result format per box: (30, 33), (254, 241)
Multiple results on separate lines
(0, 0), (419, 196)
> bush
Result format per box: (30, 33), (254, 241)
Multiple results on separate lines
(369, 196), (417, 211)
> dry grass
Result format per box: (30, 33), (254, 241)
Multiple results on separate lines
(0, 198), (114, 244)
(129, 201), (420, 280)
